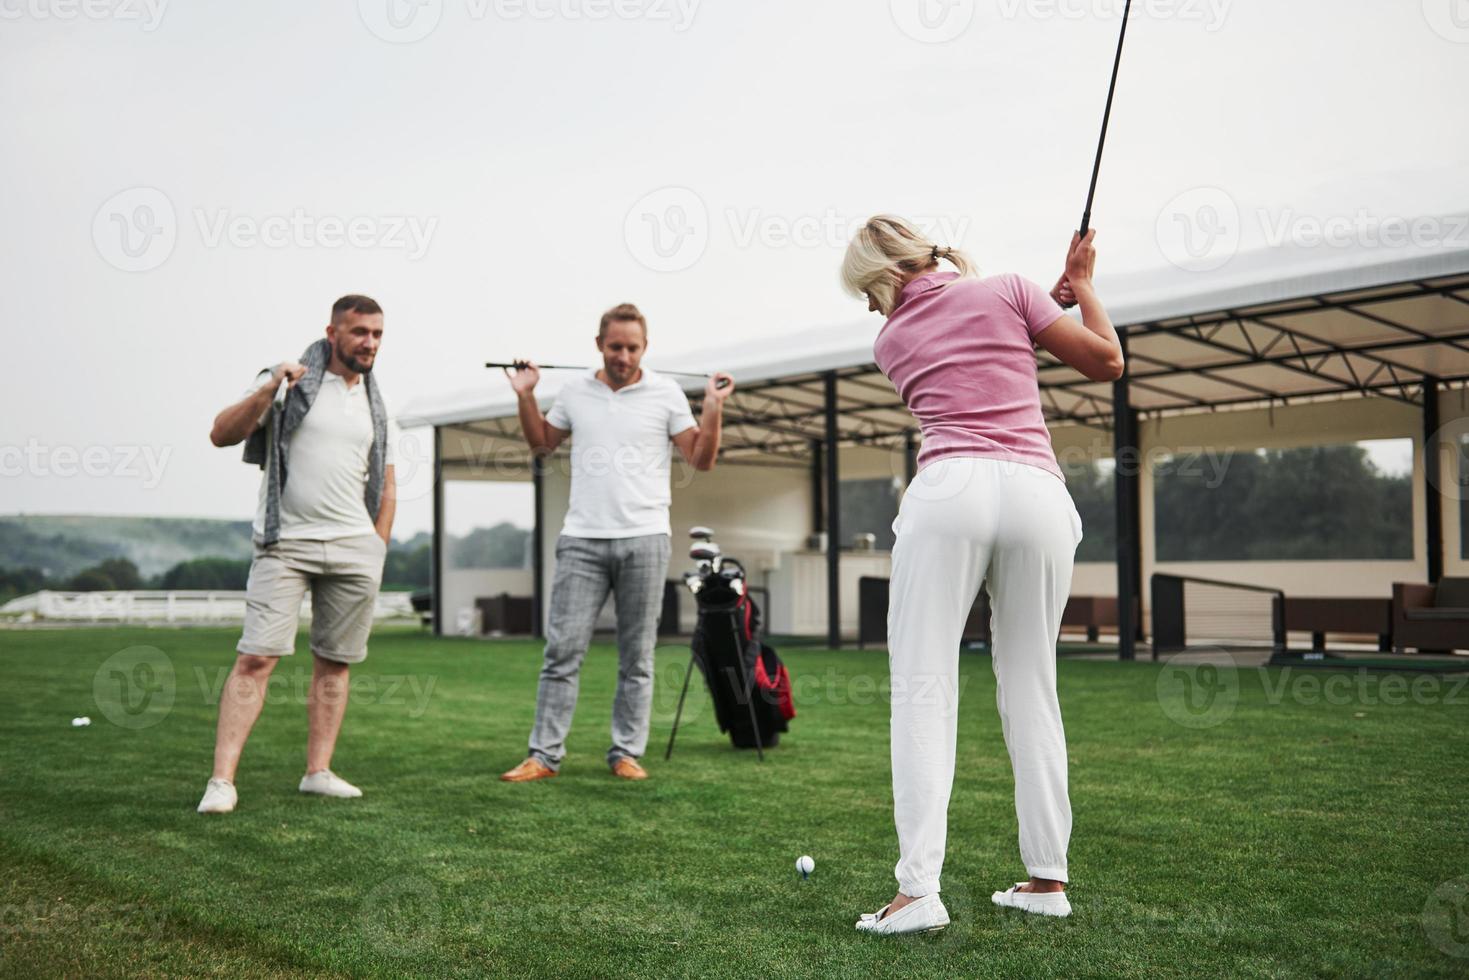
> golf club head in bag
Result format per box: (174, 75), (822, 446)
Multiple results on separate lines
(679, 527), (794, 751)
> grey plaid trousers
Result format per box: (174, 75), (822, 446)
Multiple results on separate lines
(529, 533), (672, 770)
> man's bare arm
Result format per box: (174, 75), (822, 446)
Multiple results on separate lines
(508, 362), (567, 457)
(210, 362), (305, 448)
(515, 391), (569, 457)
(672, 373), (735, 472)
(375, 465), (397, 544)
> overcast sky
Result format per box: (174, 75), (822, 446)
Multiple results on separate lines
(2, 0), (1465, 536)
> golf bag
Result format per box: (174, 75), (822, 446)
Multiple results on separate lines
(666, 533), (795, 760)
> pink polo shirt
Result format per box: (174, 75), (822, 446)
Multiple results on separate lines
(874, 271), (1065, 481)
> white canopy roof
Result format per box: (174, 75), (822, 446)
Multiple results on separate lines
(407, 226), (1469, 469)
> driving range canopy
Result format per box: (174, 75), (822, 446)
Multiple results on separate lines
(407, 233), (1469, 468)
(404, 227), (1469, 655)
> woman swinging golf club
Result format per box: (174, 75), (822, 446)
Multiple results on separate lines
(842, 216), (1122, 934)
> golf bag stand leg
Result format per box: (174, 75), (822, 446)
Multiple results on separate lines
(663, 650), (697, 761)
(729, 609), (765, 762)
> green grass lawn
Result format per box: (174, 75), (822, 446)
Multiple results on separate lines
(1, 628), (1466, 978)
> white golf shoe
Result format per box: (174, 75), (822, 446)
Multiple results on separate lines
(991, 883), (1071, 917)
(855, 893), (950, 935)
(299, 770), (363, 798)
(196, 778), (237, 814)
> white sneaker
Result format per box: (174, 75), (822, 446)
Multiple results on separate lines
(299, 770), (362, 798)
(991, 883), (1071, 917)
(197, 778), (237, 814)
(855, 893), (950, 935)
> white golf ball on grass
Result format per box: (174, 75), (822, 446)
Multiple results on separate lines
(795, 855), (815, 879)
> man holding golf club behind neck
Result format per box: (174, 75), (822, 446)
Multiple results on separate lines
(500, 303), (734, 782)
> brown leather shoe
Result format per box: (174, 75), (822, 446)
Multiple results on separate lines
(611, 757), (648, 781)
(500, 758), (557, 782)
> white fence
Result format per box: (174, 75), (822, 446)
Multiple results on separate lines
(0, 590), (418, 625)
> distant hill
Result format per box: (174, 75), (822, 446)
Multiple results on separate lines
(0, 516), (255, 579)
(0, 516), (523, 580)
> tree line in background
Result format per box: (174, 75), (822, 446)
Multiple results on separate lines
(0, 445), (1420, 601)
(723, 444), (1415, 565)
(0, 521), (533, 604)
(1063, 442), (1414, 562)
(0, 546), (430, 602)
(0, 516), (256, 581)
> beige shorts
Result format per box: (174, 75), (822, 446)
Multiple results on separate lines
(238, 534), (387, 664)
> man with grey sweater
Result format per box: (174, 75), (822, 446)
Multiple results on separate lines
(197, 295), (399, 814)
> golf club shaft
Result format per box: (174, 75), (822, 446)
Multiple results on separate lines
(486, 360), (713, 379)
(486, 361), (731, 388)
(1078, 0), (1133, 236)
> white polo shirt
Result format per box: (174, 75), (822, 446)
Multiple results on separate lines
(546, 367), (697, 539)
(246, 370), (400, 541)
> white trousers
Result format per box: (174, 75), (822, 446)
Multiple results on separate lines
(887, 456), (1081, 897)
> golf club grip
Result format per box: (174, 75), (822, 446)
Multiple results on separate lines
(1058, 214), (1092, 308)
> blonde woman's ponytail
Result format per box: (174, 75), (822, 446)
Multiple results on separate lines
(840, 214), (975, 316)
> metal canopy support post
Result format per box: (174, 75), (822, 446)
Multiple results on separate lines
(532, 455), (547, 639)
(811, 439), (825, 537)
(824, 372), (842, 650)
(1113, 333), (1142, 661)
(1424, 377), (1444, 584)
(431, 427), (445, 636)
